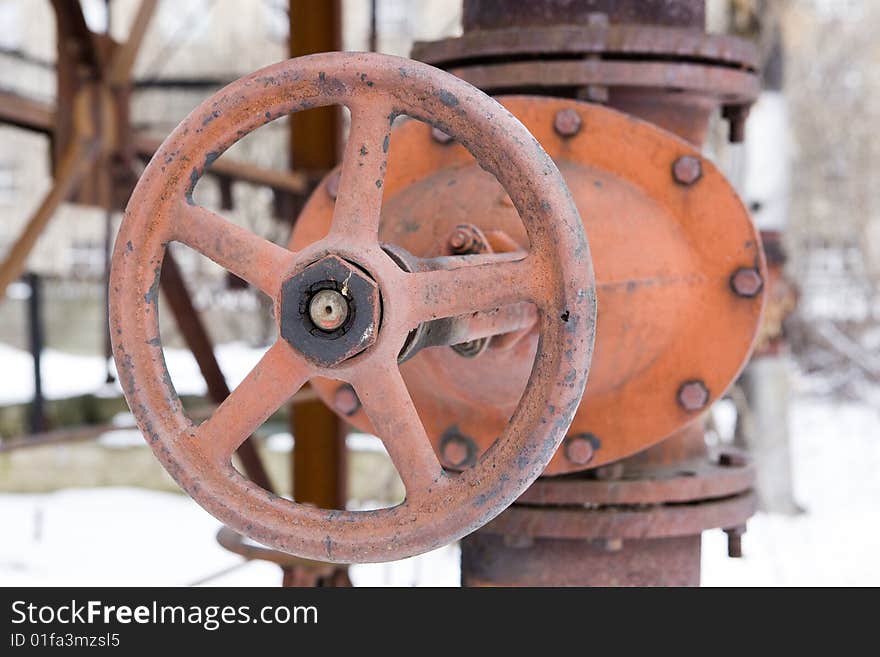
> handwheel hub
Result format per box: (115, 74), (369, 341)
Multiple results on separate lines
(279, 254), (381, 367)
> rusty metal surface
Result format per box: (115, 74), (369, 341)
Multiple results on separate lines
(445, 60), (758, 104)
(110, 52), (596, 563)
(291, 96), (765, 475)
(461, 0), (707, 30)
(159, 251), (274, 492)
(518, 456), (754, 506)
(413, 24), (758, 71)
(412, 18), (758, 145)
(461, 534), (701, 587)
(480, 491), (757, 540)
(217, 526), (351, 586)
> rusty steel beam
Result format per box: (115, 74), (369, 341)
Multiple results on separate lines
(0, 90), (54, 135)
(107, 0), (159, 86)
(158, 251), (274, 493)
(132, 134), (310, 196)
(0, 136), (100, 299)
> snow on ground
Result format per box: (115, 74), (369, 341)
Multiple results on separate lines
(0, 342), (267, 406)
(702, 398), (880, 586)
(1, 398), (877, 586)
(0, 488), (458, 587)
(1, 333), (877, 585)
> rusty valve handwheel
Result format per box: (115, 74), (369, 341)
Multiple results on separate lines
(109, 52), (596, 563)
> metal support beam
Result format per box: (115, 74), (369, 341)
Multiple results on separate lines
(0, 136), (99, 299)
(159, 251), (274, 493)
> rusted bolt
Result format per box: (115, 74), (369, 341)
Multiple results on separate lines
(718, 451), (748, 467)
(677, 380), (709, 412)
(439, 429), (477, 468)
(672, 155), (702, 186)
(563, 433), (598, 466)
(446, 223), (488, 256)
(553, 108), (582, 137)
(309, 289), (349, 332)
(334, 384), (360, 416)
(452, 338), (490, 358)
(594, 462), (625, 481)
(431, 126), (453, 144)
(443, 440), (468, 467)
(448, 227), (475, 253)
(724, 525), (746, 558)
(723, 105), (749, 143)
(325, 170), (341, 200)
(730, 267), (764, 297)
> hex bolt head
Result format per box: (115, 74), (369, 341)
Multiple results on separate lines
(325, 170), (341, 200)
(451, 337), (490, 358)
(724, 525), (746, 558)
(334, 384), (361, 416)
(439, 429), (477, 469)
(718, 451), (749, 467)
(677, 380), (709, 412)
(563, 433), (598, 466)
(672, 155), (702, 186)
(441, 439), (470, 468)
(448, 227), (475, 253)
(553, 108), (582, 137)
(730, 267), (764, 297)
(309, 289), (349, 332)
(431, 126), (454, 144)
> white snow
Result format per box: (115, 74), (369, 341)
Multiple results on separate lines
(1, 334), (877, 586)
(0, 342), (268, 405)
(0, 396), (876, 586)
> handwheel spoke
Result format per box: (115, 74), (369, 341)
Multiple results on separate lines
(172, 203), (295, 299)
(195, 341), (311, 462)
(328, 102), (393, 243)
(404, 253), (537, 325)
(352, 361), (444, 499)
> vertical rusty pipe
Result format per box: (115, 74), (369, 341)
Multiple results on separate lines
(289, 0), (348, 511)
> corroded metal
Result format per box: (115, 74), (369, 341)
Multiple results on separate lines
(110, 52), (596, 563)
(290, 96), (765, 475)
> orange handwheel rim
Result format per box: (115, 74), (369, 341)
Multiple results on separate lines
(109, 52), (596, 563)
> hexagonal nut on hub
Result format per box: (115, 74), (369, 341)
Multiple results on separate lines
(439, 427), (477, 469)
(553, 108), (582, 137)
(672, 155), (702, 186)
(730, 267), (764, 297)
(563, 433), (599, 466)
(677, 379), (709, 412)
(279, 255), (381, 367)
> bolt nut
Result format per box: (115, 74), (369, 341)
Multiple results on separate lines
(431, 126), (453, 144)
(279, 255), (381, 367)
(718, 451), (749, 468)
(563, 433), (599, 466)
(672, 155), (702, 186)
(446, 223), (488, 256)
(724, 525), (746, 558)
(451, 338), (490, 359)
(553, 108), (582, 137)
(334, 384), (360, 416)
(677, 379), (709, 412)
(439, 428), (477, 469)
(594, 462), (625, 481)
(730, 267), (764, 297)
(325, 169), (341, 200)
